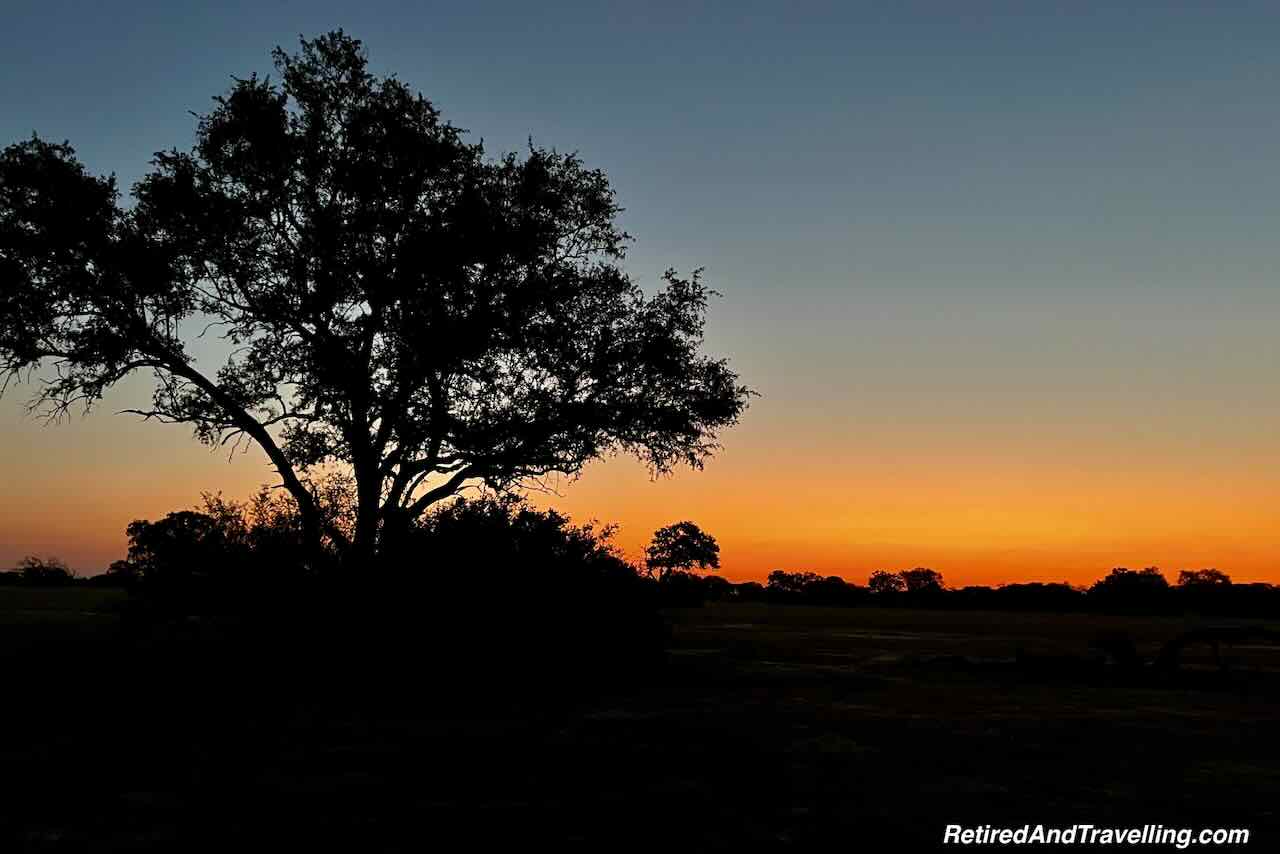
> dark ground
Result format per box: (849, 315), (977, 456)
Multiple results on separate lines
(2, 589), (1277, 850)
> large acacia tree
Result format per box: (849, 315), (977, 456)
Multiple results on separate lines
(0, 32), (751, 568)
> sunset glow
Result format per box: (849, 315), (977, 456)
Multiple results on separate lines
(3, 3), (1279, 587)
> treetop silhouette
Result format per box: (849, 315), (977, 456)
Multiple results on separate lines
(0, 31), (752, 569)
(644, 520), (720, 582)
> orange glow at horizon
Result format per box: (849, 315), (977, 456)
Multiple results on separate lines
(3, 372), (1279, 588)
(9, 3), (1280, 594)
(536, 445), (1280, 588)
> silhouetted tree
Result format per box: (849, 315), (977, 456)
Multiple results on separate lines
(985, 582), (1084, 612)
(807, 575), (865, 605)
(387, 494), (661, 668)
(11, 555), (75, 585)
(0, 31), (751, 572)
(900, 567), (944, 594)
(412, 493), (632, 582)
(645, 521), (720, 582)
(1088, 566), (1170, 613)
(121, 487), (350, 610)
(868, 570), (905, 595)
(124, 510), (245, 592)
(701, 574), (734, 601)
(1171, 568), (1236, 616)
(101, 559), (139, 586)
(1177, 568), (1231, 588)
(766, 570), (822, 597)
(202, 481), (351, 571)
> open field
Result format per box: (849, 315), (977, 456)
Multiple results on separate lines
(2, 589), (1277, 849)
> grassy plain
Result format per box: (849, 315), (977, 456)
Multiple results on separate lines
(1, 589), (1277, 849)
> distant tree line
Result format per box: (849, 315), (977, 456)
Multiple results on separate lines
(0, 555), (81, 586)
(6, 505), (1278, 618)
(660, 565), (1280, 617)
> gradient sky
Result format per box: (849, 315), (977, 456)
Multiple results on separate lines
(2, 1), (1278, 585)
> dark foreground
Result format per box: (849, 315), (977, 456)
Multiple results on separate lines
(2, 589), (1277, 850)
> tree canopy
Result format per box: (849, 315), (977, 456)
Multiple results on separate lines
(644, 520), (720, 581)
(1177, 568), (1231, 588)
(0, 31), (751, 568)
(867, 570), (906, 595)
(10, 555), (76, 585)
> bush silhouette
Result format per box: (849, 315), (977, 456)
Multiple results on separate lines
(342, 494), (663, 677)
(121, 491), (317, 613)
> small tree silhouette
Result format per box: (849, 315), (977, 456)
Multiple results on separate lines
(13, 555), (76, 585)
(1177, 568), (1231, 588)
(900, 567), (944, 594)
(645, 521), (720, 582)
(868, 570), (905, 595)
(766, 570), (823, 596)
(1088, 566), (1170, 613)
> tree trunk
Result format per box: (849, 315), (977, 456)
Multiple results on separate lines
(299, 510), (327, 576)
(349, 458), (382, 572)
(378, 507), (411, 563)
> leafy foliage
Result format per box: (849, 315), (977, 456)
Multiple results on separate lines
(1087, 567), (1171, 613)
(0, 31), (752, 568)
(868, 570), (906, 595)
(8, 555), (76, 585)
(900, 567), (944, 594)
(644, 521), (720, 581)
(118, 490), (317, 610)
(1177, 568), (1231, 588)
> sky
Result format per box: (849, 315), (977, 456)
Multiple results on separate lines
(2, 1), (1278, 585)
